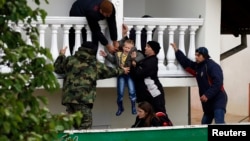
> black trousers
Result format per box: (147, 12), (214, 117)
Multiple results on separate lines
(69, 27), (87, 55)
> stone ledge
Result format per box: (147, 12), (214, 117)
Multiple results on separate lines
(55, 77), (197, 88)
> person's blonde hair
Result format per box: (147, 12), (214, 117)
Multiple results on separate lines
(100, 0), (113, 15)
(124, 39), (134, 46)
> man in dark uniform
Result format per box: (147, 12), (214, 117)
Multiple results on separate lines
(69, 0), (119, 55)
(170, 43), (228, 124)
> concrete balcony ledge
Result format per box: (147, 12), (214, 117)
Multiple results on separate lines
(56, 77), (197, 88)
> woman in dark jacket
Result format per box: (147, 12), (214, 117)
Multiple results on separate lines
(130, 41), (173, 125)
(132, 101), (161, 127)
(170, 43), (228, 124)
(130, 41), (166, 113)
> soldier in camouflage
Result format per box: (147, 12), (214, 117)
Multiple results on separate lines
(54, 41), (130, 129)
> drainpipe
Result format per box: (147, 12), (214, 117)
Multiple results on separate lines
(220, 33), (247, 61)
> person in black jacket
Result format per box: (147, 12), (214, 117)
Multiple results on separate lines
(69, 0), (118, 55)
(170, 43), (228, 124)
(131, 101), (161, 128)
(130, 41), (173, 125)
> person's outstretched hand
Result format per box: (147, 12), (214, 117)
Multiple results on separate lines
(122, 24), (128, 37)
(122, 67), (130, 74)
(99, 50), (107, 57)
(170, 43), (178, 52)
(60, 46), (67, 55)
(131, 51), (137, 59)
(106, 44), (118, 54)
(113, 40), (119, 50)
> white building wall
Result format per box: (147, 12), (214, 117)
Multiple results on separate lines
(124, 0), (145, 17)
(145, 0), (205, 18)
(221, 35), (250, 116)
(27, 0), (72, 16)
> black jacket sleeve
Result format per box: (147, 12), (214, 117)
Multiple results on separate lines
(130, 56), (158, 79)
(175, 50), (197, 76)
(106, 4), (117, 41)
(85, 12), (109, 46)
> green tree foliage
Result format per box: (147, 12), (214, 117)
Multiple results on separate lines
(0, 0), (81, 140)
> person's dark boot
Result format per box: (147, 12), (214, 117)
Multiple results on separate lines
(131, 100), (137, 115)
(116, 101), (124, 116)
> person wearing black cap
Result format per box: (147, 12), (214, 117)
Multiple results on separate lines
(170, 43), (228, 124)
(69, 0), (119, 55)
(130, 41), (173, 126)
(54, 42), (130, 129)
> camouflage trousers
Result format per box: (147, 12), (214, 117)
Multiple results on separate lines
(66, 103), (93, 129)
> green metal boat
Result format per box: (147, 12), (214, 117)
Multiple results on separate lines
(58, 125), (207, 141)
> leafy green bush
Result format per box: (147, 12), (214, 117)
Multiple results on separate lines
(0, 0), (81, 140)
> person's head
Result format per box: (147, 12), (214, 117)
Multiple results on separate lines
(137, 101), (156, 127)
(99, 0), (113, 17)
(144, 41), (161, 56)
(137, 101), (155, 119)
(122, 39), (134, 53)
(195, 47), (210, 63)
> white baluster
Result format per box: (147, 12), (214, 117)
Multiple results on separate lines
(73, 25), (83, 54)
(14, 23), (23, 42)
(146, 25), (155, 42)
(127, 25), (133, 38)
(50, 24), (60, 61)
(134, 25), (144, 51)
(62, 24), (72, 57)
(177, 26), (188, 73)
(0, 47), (10, 73)
(14, 23), (23, 33)
(188, 26), (199, 61)
(38, 24), (48, 48)
(0, 48), (3, 73)
(38, 24), (48, 58)
(157, 25), (167, 76)
(26, 24), (34, 45)
(166, 26), (178, 76)
(85, 25), (92, 41)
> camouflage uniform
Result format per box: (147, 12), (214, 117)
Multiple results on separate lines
(54, 42), (124, 129)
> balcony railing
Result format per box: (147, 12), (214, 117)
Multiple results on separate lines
(1, 16), (203, 78)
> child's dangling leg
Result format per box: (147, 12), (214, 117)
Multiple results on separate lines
(116, 100), (124, 116)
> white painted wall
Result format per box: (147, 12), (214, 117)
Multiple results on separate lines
(221, 35), (250, 116)
(124, 0), (145, 17)
(145, 0), (204, 18)
(27, 0), (72, 16)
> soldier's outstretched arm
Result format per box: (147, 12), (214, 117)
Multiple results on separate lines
(96, 61), (124, 79)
